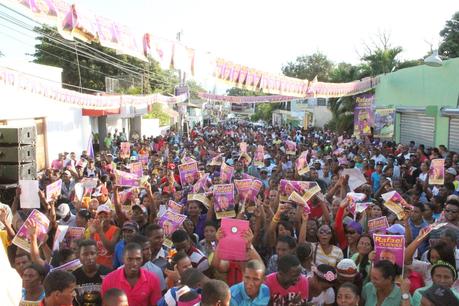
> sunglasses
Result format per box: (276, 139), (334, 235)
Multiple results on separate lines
(319, 229), (332, 235)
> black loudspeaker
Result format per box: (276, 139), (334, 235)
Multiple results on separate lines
(0, 126), (37, 183)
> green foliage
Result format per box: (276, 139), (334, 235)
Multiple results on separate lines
(143, 103), (170, 126)
(186, 79), (206, 99)
(439, 12), (459, 59)
(360, 33), (403, 75)
(282, 52), (333, 81)
(250, 103), (280, 122)
(31, 26), (178, 94)
(226, 87), (263, 96)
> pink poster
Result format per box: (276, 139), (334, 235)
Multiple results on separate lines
(12, 209), (50, 253)
(217, 218), (250, 261)
(192, 173), (209, 193)
(234, 179), (252, 202)
(138, 153), (149, 165)
(213, 184), (236, 219)
(220, 163), (235, 184)
(295, 151), (309, 175)
(429, 159), (445, 185)
(130, 162), (143, 177)
(382, 191), (413, 220)
(61, 227), (85, 249)
(373, 234), (405, 272)
(120, 142), (130, 159)
(279, 179), (320, 202)
(240, 142), (247, 153)
(46, 179), (62, 202)
(114, 170), (140, 187)
(368, 216), (389, 233)
(285, 140), (297, 155)
(167, 200), (183, 214)
(254, 145), (265, 167)
(158, 210), (187, 247)
(178, 161), (199, 186)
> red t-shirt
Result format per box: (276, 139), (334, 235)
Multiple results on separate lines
(265, 273), (309, 306)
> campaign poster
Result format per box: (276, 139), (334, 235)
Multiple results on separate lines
(138, 153), (149, 165)
(178, 161), (199, 186)
(130, 162), (143, 177)
(50, 259), (82, 273)
(209, 153), (224, 166)
(167, 200), (183, 214)
(12, 209), (50, 253)
(285, 140), (297, 155)
(240, 142), (248, 154)
(295, 151), (310, 175)
(81, 177), (98, 189)
(234, 179), (252, 202)
(114, 170), (140, 187)
(374, 108), (395, 138)
(353, 94), (375, 138)
(158, 210), (187, 247)
(213, 184), (236, 219)
(46, 179), (62, 202)
(254, 145), (265, 167)
(217, 218), (250, 261)
(279, 179), (320, 202)
(373, 234), (405, 272)
(250, 180), (263, 202)
(368, 216), (390, 233)
(382, 191), (413, 220)
(429, 159), (445, 185)
(220, 163), (235, 184)
(120, 142), (131, 159)
(192, 173), (209, 193)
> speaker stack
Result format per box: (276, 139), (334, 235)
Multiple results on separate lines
(0, 126), (37, 203)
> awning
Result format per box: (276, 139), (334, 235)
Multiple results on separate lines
(441, 108), (459, 117)
(395, 107), (426, 113)
(82, 108), (120, 116)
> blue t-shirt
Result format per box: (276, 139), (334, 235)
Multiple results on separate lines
(371, 172), (381, 192)
(113, 240), (126, 269)
(230, 282), (270, 306)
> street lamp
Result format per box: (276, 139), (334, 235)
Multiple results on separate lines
(424, 49), (443, 67)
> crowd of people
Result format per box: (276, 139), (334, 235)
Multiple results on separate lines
(1, 120), (459, 306)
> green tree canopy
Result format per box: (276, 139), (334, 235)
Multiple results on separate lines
(282, 52), (333, 81)
(439, 11), (459, 59)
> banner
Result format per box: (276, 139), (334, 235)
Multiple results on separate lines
(138, 153), (149, 165)
(220, 163), (234, 184)
(374, 108), (395, 138)
(295, 151), (309, 176)
(429, 159), (445, 185)
(158, 210), (187, 247)
(178, 161), (199, 186)
(353, 94), (375, 138)
(198, 92), (296, 103)
(373, 234), (405, 273)
(114, 169), (140, 187)
(12, 209), (50, 253)
(240, 142), (248, 153)
(213, 184), (236, 219)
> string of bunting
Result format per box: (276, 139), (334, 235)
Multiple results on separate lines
(197, 93), (297, 104)
(4, 0), (379, 99)
(0, 66), (187, 111)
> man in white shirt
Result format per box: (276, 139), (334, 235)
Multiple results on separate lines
(56, 203), (77, 227)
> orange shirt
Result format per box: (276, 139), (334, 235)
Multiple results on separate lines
(94, 225), (118, 268)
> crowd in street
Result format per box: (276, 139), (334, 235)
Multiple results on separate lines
(1, 120), (459, 306)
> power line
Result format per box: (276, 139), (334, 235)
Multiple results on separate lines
(0, 3), (178, 82)
(0, 5), (180, 90)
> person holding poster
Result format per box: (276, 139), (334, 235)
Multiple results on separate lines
(429, 159), (445, 185)
(212, 184), (236, 219)
(361, 260), (402, 306)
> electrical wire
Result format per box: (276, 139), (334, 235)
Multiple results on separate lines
(0, 4), (179, 89)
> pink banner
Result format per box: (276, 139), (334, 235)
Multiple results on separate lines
(115, 170), (140, 187)
(130, 162), (143, 177)
(46, 179), (62, 202)
(373, 234), (405, 271)
(220, 163), (235, 184)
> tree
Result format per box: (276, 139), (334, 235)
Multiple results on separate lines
(31, 26), (178, 94)
(282, 52), (333, 81)
(225, 87), (278, 122)
(186, 79), (206, 99)
(359, 32), (403, 75)
(143, 103), (171, 126)
(439, 12), (459, 59)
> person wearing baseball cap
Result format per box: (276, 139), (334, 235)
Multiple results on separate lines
(93, 185), (112, 209)
(113, 221), (140, 269)
(56, 203), (77, 227)
(91, 204), (120, 268)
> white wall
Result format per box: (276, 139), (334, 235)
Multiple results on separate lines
(0, 86), (91, 165)
(0, 62), (91, 166)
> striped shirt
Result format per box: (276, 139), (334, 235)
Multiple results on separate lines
(187, 246), (209, 272)
(312, 243), (343, 268)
